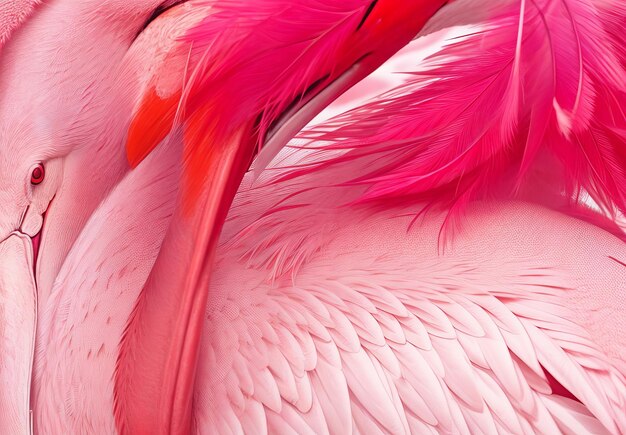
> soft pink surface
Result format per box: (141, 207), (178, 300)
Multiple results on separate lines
(0, 234), (36, 433)
(0, 0), (624, 434)
(32, 142), (626, 433)
(0, 0), (40, 47)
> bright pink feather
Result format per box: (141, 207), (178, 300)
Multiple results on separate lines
(184, 0), (369, 122)
(177, 0), (374, 201)
(286, 0), (626, 230)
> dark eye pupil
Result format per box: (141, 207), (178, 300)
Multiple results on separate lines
(31, 165), (45, 185)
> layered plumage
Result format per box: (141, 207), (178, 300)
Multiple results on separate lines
(199, 183), (626, 434)
(117, 1), (449, 433)
(0, 0), (41, 47)
(0, 0), (624, 434)
(284, 0), (626, 236)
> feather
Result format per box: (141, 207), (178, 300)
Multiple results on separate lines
(372, 311), (406, 344)
(293, 372), (314, 413)
(368, 344), (403, 378)
(397, 315), (432, 350)
(180, 0), (376, 205)
(0, 0), (42, 47)
(287, 0), (626, 230)
(395, 378), (439, 426)
(542, 396), (611, 435)
(309, 361), (352, 433)
(342, 349), (406, 433)
(238, 400), (267, 435)
(267, 405), (317, 435)
(474, 369), (526, 434)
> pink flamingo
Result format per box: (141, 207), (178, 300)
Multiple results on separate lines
(0, 0), (624, 434)
(1, 0), (446, 432)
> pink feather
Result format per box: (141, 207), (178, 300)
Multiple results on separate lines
(184, 0), (370, 131)
(177, 0), (375, 200)
(0, 0), (41, 48)
(288, 0), (626, 229)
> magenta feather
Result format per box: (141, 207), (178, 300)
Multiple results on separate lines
(290, 0), (626, 226)
(183, 0), (373, 142)
(173, 0), (377, 201)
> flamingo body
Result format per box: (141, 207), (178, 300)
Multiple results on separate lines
(0, 0), (624, 434)
(200, 192), (626, 434)
(32, 141), (626, 433)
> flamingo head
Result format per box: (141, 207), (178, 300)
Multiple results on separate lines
(0, 144), (60, 255)
(0, 0), (204, 289)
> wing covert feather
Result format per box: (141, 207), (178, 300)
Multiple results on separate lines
(194, 251), (626, 434)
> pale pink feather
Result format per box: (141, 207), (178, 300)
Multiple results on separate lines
(197, 190), (626, 434)
(0, 0), (41, 48)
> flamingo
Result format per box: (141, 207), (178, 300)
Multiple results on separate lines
(0, 0), (624, 434)
(1, 0), (448, 432)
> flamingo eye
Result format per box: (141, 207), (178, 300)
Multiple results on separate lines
(31, 163), (45, 185)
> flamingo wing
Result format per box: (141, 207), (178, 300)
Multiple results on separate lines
(194, 4), (626, 430)
(195, 197), (626, 435)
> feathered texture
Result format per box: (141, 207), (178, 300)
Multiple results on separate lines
(0, 235), (37, 434)
(0, 0), (42, 48)
(283, 0), (626, 232)
(127, 0), (378, 205)
(183, 0), (368, 134)
(199, 197), (626, 435)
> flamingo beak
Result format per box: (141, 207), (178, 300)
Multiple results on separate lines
(117, 2), (452, 433)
